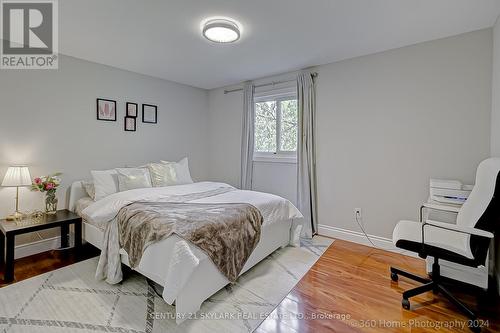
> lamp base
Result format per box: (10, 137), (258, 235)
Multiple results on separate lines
(6, 211), (25, 221)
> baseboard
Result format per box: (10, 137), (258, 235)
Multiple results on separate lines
(317, 224), (416, 257)
(14, 233), (74, 260)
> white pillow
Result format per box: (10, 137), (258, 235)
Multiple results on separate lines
(91, 169), (119, 201)
(81, 181), (96, 201)
(116, 168), (152, 191)
(147, 162), (177, 187)
(160, 157), (194, 185)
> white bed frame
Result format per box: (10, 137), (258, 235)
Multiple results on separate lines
(68, 181), (293, 323)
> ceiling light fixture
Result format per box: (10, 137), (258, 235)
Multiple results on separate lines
(202, 18), (240, 43)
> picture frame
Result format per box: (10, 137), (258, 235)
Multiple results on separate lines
(142, 104), (158, 124)
(126, 102), (138, 117)
(96, 98), (117, 121)
(124, 116), (136, 132)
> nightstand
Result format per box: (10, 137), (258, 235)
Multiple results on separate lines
(0, 210), (82, 282)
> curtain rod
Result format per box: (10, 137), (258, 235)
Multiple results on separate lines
(224, 72), (318, 94)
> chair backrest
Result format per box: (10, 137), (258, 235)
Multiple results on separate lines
(457, 158), (500, 227)
(456, 157), (500, 264)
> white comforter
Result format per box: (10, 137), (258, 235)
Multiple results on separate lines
(81, 182), (302, 304)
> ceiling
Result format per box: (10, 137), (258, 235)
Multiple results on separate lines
(58, 0), (500, 90)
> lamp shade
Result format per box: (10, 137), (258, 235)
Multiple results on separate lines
(1, 166), (32, 187)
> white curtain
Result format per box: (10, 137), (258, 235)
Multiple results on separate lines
(240, 82), (255, 190)
(297, 72), (317, 238)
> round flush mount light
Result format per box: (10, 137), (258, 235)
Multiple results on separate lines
(202, 18), (240, 43)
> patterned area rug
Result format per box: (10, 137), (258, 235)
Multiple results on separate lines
(0, 237), (332, 333)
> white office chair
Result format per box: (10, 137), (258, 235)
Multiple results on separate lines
(390, 158), (500, 332)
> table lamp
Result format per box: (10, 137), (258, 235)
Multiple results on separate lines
(2, 166), (32, 220)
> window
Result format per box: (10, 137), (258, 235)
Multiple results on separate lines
(254, 94), (298, 161)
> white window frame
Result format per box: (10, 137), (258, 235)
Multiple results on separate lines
(253, 91), (298, 164)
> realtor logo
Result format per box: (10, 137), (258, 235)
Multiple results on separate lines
(1, 0), (58, 69)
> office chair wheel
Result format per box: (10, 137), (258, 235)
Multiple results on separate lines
(402, 298), (410, 310)
(391, 272), (398, 282)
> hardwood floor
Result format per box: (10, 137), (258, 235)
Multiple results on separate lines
(1, 240), (499, 332)
(256, 239), (500, 333)
(0, 243), (99, 287)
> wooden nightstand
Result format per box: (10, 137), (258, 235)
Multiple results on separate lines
(0, 210), (82, 282)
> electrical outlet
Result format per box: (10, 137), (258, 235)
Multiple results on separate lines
(354, 208), (362, 223)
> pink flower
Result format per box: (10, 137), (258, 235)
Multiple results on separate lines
(34, 177), (42, 185)
(45, 183), (54, 190)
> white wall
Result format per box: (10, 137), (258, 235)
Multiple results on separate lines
(252, 161), (297, 206)
(492, 17), (500, 156)
(208, 29), (492, 240)
(0, 55), (209, 244)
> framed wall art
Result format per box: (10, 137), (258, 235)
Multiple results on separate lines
(126, 102), (138, 117)
(96, 98), (117, 121)
(142, 104), (157, 124)
(124, 116), (136, 132)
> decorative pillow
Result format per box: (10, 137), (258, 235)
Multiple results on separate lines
(160, 157), (194, 185)
(81, 181), (96, 200)
(91, 169), (119, 201)
(147, 162), (177, 187)
(116, 168), (152, 192)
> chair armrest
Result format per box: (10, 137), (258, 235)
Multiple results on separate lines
(423, 202), (461, 213)
(424, 219), (494, 239)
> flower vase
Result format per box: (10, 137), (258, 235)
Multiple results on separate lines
(45, 193), (58, 214)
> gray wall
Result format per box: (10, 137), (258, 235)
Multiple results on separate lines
(207, 85), (242, 187)
(489, 15), (500, 293)
(207, 74), (299, 205)
(0, 29), (493, 248)
(315, 29), (491, 238)
(207, 29), (492, 239)
(0, 55), (209, 244)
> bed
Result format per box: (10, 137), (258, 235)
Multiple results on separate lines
(68, 180), (302, 324)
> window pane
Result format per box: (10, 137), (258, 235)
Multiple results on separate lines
(280, 99), (298, 152)
(255, 101), (277, 152)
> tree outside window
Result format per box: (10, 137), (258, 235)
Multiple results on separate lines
(254, 96), (298, 157)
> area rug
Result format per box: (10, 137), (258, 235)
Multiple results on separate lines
(0, 237), (332, 333)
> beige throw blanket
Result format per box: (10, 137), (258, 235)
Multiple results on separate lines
(117, 202), (263, 282)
